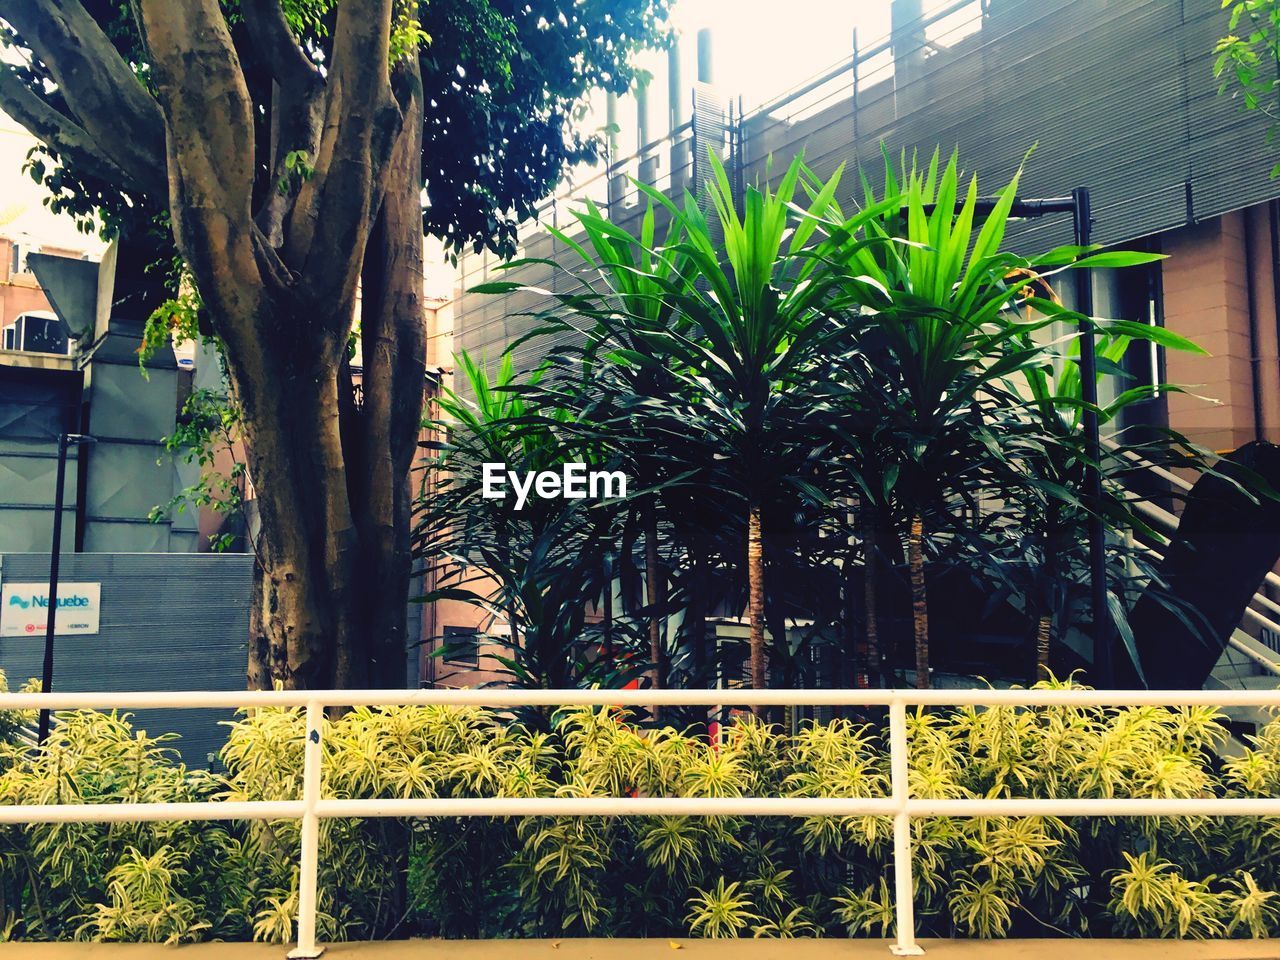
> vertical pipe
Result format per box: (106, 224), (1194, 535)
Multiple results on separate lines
(1269, 199), (1280, 442)
(1073, 187), (1112, 688)
(289, 700), (325, 959)
(889, 698), (923, 956)
(636, 78), (650, 149)
(606, 92), (623, 214)
(37, 433), (68, 745)
(696, 28), (713, 84)
(1244, 208), (1265, 442)
(668, 39), (686, 189)
(637, 79), (657, 185)
(852, 29), (861, 175)
(667, 39), (683, 131)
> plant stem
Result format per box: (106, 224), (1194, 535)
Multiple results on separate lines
(909, 511), (930, 689)
(1036, 614), (1053, 682)
(644, 499), (665, 698)
(862, 502), (882, 688)
(747, 499), (767, 702)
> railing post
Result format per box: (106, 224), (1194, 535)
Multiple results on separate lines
(289, 700), (325, 959)
(889, 697), (923, 956)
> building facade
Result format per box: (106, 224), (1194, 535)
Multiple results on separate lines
(428, 0), (1280, 683)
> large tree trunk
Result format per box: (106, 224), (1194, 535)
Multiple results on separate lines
(909, 512), (930, 689)
(343, 67), (426, 688)
(234, 317), (359, 690)
(747, 499), (767, 694)
(135, 0), (416, 690)
(3, 0), (434, 692)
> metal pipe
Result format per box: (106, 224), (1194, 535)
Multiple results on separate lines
(1244, 208), (1266, 442)
(1227, 626), (1280, 675)
(289, 700), (324, 959)
(316, 797), (899, 819)
(14, 686), (1280, 711)
(1073, 187), (1113, 688)
(0, 800), (305, 824)
(696, 28), (713, 84)
(36, 433), (69, 744)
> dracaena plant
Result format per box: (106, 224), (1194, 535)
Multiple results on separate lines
(813, 149), (1205, 687)
(414, 352), (646, 692)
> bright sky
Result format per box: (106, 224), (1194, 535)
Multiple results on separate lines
(665, 0), (894, 110)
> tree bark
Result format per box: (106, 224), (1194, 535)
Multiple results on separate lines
(344, 63), (426, 688)
(747, 499), (767, 697)
(909, 512), (930, 689)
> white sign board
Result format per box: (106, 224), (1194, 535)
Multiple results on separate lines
(0, 582), (102, 637)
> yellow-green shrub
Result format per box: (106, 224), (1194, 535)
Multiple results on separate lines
(0, 677), (1277, 942)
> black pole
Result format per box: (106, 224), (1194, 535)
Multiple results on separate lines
(37, 433), (69, 744)
(1071, 187), (1113, 687)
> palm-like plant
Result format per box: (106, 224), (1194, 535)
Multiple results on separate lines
(818, 151), (1183, 686)
(415, 353), (644, 690)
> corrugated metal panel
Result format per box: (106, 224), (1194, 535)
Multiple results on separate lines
(0, 552), (253, 765)
(451, 0), (1279, 372)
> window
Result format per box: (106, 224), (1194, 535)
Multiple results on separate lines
(442, 625), (479, 666)
(1, 312), (70, 356)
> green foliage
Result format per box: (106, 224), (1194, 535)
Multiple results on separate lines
(275, 150), (316, 198)
(418, 352), (644, 690)
(430, 149), (1223, 691)
(1215, 0), (1280, 176)
(149, 385), (251, 554)
(3, 680), (1280, 942)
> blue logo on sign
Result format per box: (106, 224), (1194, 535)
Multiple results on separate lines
(8, 596), (29, 609)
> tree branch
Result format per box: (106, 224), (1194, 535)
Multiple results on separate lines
(240, 0), (326, 246)
(285, 0), (401, 316)
(3, 0), (167, 198)
(239, 0), (320, 90)
(0, 63), (141, 191)
(136, 0), (262, 333)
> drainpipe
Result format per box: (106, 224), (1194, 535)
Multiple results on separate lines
(606, 91), (624, 214)
(668, 38), (687, 192)
(890, 0), (925, 116)
(1245, 209), (1265, 442)
(1270, 199), (1280, 440)
(697, 28), (713, 85)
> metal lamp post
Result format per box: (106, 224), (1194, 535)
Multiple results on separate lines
(37, 432), (95, 744)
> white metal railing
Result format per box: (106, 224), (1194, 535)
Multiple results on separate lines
(3, 687), (1280, 957)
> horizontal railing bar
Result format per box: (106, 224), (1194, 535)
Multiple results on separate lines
(13, 795), (1279, 824)
(3, 687), (1280, 711)
(315, 797), (899, 818)
(910, 797), (1280, 817)
(0, 801), (305, 824)
(1226, 632), (1280, 676)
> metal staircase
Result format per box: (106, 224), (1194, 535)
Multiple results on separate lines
(1122, 454), (1280, 749)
